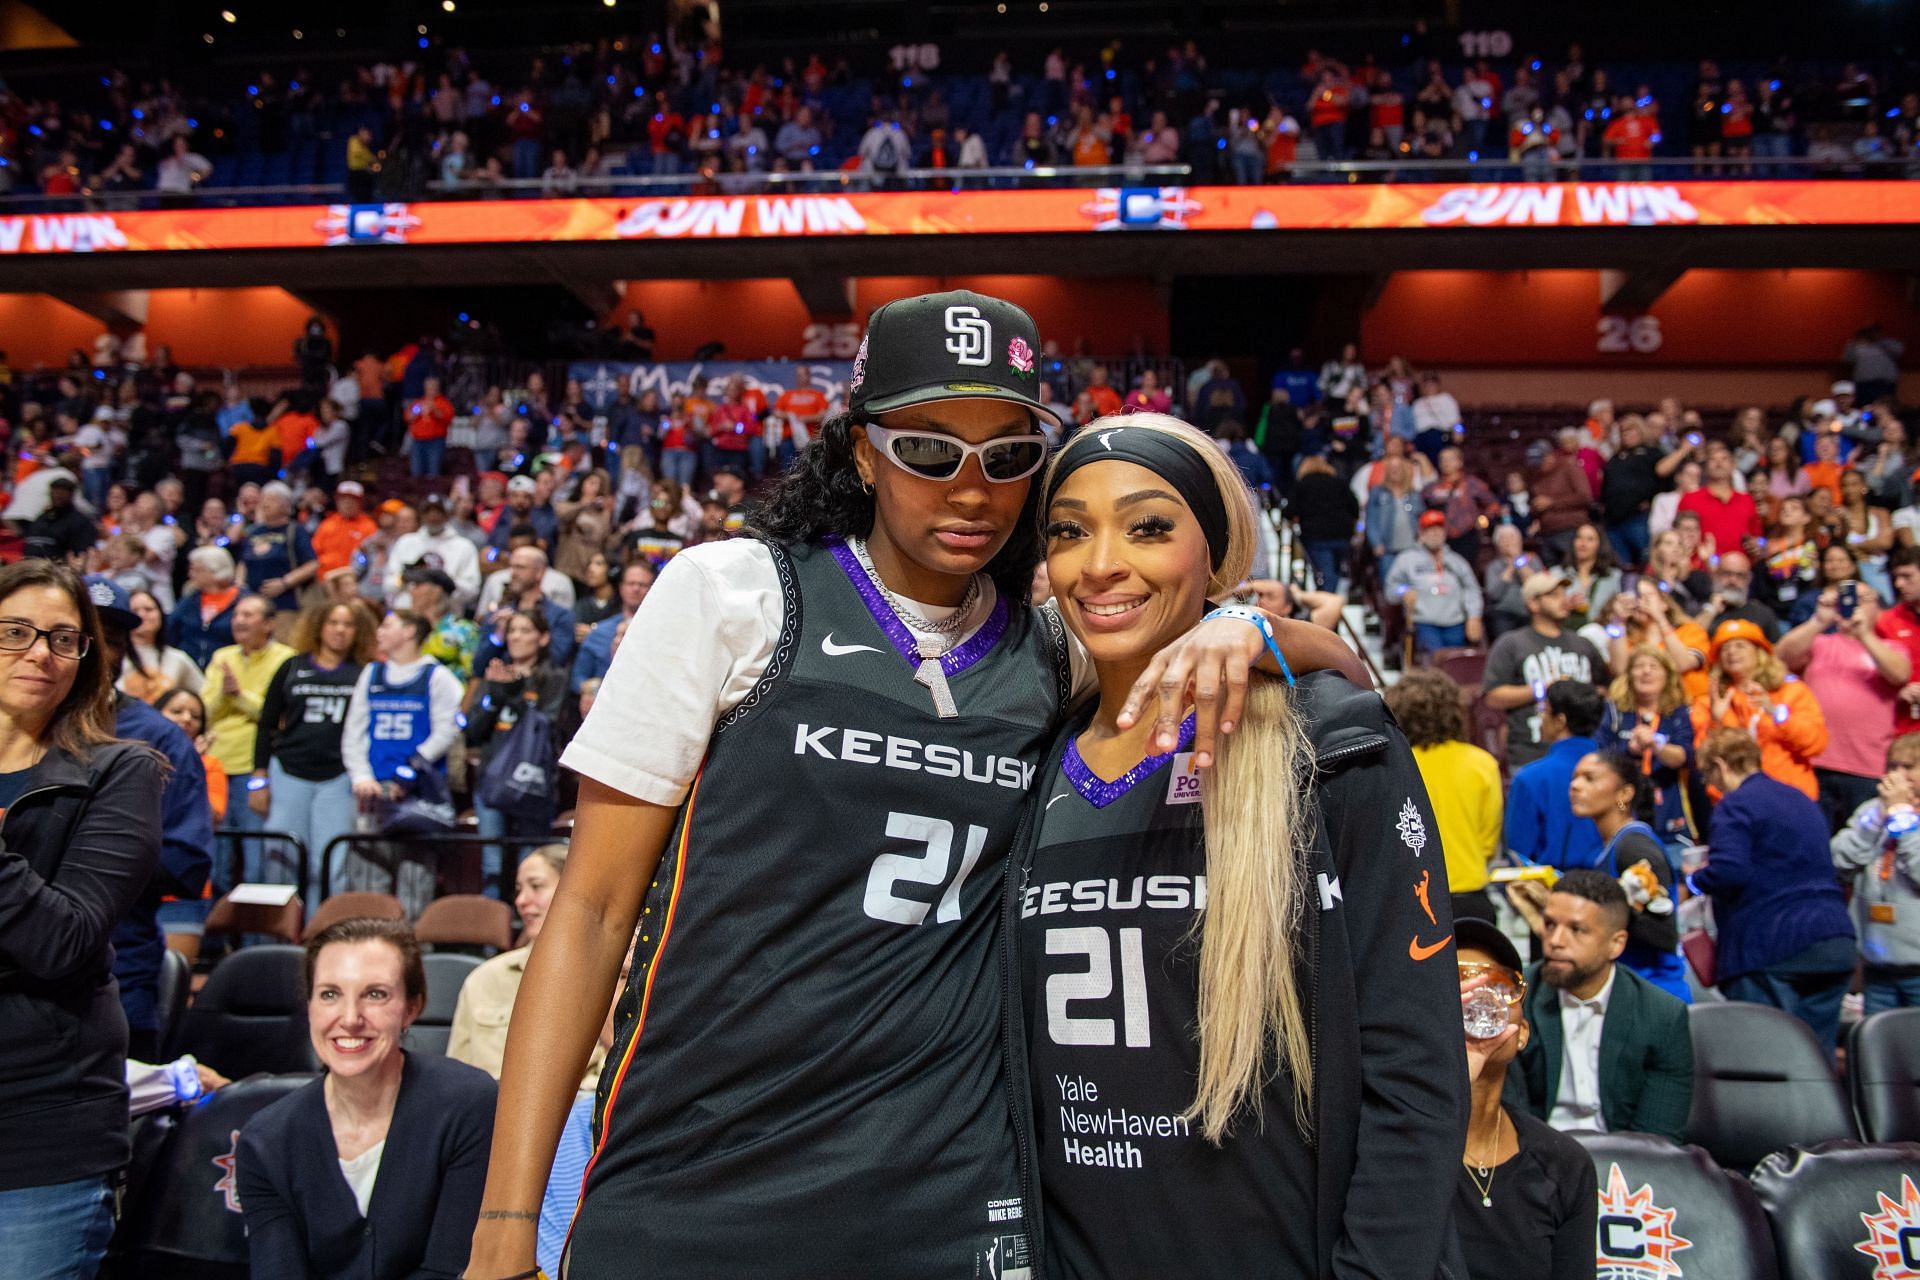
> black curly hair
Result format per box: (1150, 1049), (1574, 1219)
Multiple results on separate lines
(746, 411), (1041, 606)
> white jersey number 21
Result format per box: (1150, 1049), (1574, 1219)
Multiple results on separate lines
(863, 810), (988, 926)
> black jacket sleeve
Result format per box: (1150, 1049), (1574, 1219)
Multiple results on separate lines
(0, 746), (164, 982)
(463, 677), (516, 748)
(237, 1121), (312, 1280)
(1321, 727), (1473, 1279)
(254, 658), (296, 772)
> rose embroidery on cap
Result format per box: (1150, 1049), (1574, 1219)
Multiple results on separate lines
(849, 333), (869, 393)
(1007, 336), (1035, 377)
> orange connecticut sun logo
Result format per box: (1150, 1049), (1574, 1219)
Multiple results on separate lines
(1595, 1163), (1693, 1280)
(1856, 1173), (1920, 1278)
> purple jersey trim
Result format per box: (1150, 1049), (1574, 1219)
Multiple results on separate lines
(825, 535), (1009, 675)
(1059, 714), (1198, 809)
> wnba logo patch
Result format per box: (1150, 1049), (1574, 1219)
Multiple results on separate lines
(1165, 753), (1202, 806)
(944, 305), (993, 367)
(975, 1233), (1032, 1279)
(1595, 1163), (1692, 1279)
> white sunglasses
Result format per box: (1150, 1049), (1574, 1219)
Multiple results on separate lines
(863, 424), (1049, 484)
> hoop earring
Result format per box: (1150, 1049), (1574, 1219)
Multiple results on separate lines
(861, 480), (874, 495)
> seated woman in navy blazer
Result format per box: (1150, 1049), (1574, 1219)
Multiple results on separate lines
(237, 918), (497, 1280)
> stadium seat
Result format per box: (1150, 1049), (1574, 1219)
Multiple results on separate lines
(202, 892), (304, 946)
(153, 946), (192, 1059)
(1428, 646), (1487, 689)
(1686, 1002), (1859, 1171)
(415, 893), (516, 955)
(301, 889), (408, 941)
(1749, 1140), (1920, 1280)
(173, 945), (320, 1079)
(1569, 1131), (1780, 1280)
(110, 1072), (315, 1280)
(1849, 1008), (1920, 1143)
(403, 951), (482, 1056)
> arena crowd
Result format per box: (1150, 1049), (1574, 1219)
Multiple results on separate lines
(0, 287), (1912, 1279)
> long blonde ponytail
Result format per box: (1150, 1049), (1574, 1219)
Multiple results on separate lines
(1192, 678), (1316, 1143)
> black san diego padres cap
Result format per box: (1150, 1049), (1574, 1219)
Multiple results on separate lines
(848, 289), (1063, 425)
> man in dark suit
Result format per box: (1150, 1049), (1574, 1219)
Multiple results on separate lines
(1507, 869), (1694, 1141)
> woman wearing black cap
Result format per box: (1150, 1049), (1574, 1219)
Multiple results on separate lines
(1454, 917), (1597, 1280)
(1014, 414), (1466, 1279)
(463, 292), (1363, 1280)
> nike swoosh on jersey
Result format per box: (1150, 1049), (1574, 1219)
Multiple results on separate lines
(1408, 935), (1450, 962)
(821, 633), (883, 657)
(1046, 793), (1072, 809)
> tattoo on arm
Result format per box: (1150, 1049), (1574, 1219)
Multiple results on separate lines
(476, 1209), (540, 1222)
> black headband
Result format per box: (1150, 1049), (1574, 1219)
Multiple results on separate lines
(1043, 425), (1231, 571)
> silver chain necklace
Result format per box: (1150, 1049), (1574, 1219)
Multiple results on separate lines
(849, 536), (980, 719)
(849, 536), (980, 639)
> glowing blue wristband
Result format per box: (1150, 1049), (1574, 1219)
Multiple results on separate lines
(1203, 606), (1295, 687)
(164, 1057), (203, 1105)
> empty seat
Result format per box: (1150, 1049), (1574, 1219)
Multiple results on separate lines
(403, 952), (482, 1056)
(173, 945), (319, 1079)
(1428, 645), (1488, 689)
(1850, 1008), (1920, 1143)
(154, 946), (193, 1059)
(202, 893), (303, 946)
(415, 894), (516, 955)
(1686, 1002), (1858, 1171)
(302, 890), (407, 941)
(111, 1071), (315, 1280)
(1749, 1140), (1920, 1280)
(1570, 1131), (1780, 1280)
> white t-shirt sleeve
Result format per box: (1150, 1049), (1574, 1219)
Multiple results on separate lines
(559, 540), (782, 807)
(342, 666), (376, 783)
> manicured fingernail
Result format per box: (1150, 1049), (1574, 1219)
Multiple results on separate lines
(1220, 720), (1234, 733)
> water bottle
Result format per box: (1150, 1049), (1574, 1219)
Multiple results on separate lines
(1463, 988), (1510, 1040)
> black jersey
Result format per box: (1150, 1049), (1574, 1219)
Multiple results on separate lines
(1018, 712), (1317, 1280)
(566, 538), (1068, 1279)
(253, 656), (361, 780)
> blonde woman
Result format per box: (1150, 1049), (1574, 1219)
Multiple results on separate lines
(1017, 414), (1467, 1279)
(1599, 645), (1699, 848)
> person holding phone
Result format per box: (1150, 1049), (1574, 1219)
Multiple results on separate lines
(1776, 579), (1908, 831)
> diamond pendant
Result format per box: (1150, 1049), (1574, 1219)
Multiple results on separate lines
(1481, 1195), (1491, 1207)
(914, 657), (959, 719)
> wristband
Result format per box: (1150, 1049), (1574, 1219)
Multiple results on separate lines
(1684, 871), (1702, 898)
(246, 776), (268, 792)
(164, 1056), (204, 1105)
(1202, 606), (1295, 687)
